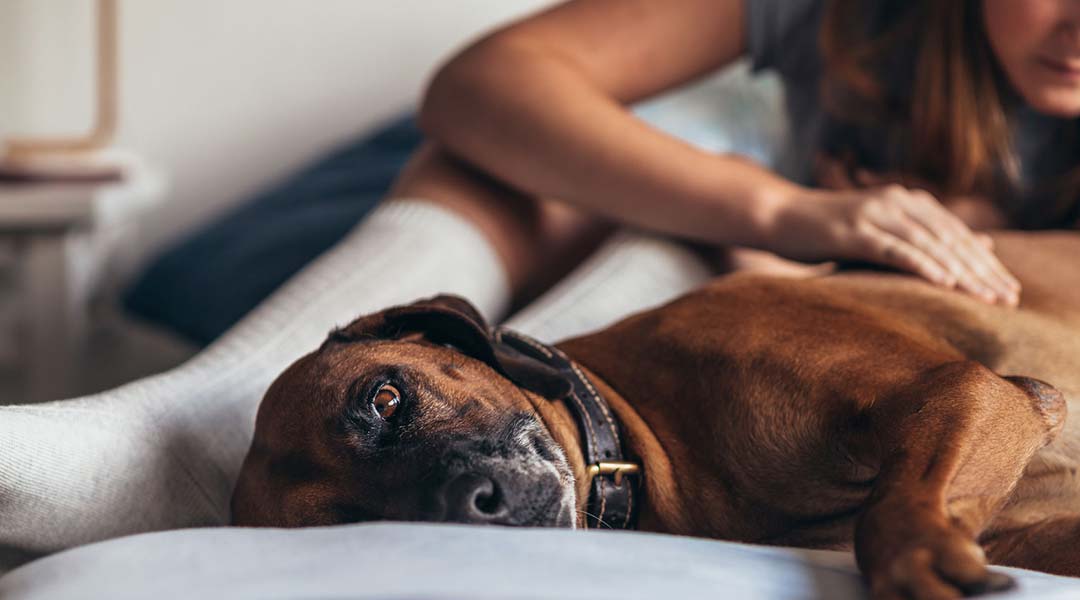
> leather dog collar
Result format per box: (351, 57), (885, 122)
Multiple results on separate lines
(493, 327), (641, 530)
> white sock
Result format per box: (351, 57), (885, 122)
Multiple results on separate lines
(502, 230), (713, 343)
(192, 196), (512, 372)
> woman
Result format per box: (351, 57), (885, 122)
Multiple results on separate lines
(346, 0), (1078, 336)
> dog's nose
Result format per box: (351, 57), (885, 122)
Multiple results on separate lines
(441, 473), (510, 523)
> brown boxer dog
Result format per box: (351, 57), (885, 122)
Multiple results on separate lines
(233, 231), (1080, 600)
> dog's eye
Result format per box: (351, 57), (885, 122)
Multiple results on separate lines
(372, 383), (401, 420)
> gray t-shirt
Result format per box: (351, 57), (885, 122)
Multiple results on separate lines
(745, 0), (1077, 227)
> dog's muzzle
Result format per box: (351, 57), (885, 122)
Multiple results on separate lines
(426, 420), (576, 528)
(436, 464), (574, 528)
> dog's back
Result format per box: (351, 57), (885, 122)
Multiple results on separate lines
(750, 232), (1080, 538)
(556, 231), (1080, 546)
(818, 232), (1080, 382)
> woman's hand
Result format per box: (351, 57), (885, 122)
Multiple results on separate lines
(766, 184), (1020, 305)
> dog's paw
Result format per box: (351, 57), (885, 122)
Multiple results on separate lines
(860, 513), (1015, 600)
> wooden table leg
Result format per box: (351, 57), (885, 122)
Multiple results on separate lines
(20, 233), (84, 403)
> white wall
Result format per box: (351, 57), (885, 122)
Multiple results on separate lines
(0, 0), (556, 253)
(0, 1), (96, 138)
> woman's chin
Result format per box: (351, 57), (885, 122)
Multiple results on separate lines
(1018, 81), (1080, 118)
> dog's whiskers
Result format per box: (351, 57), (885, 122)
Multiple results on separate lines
(576, 508), (614, 529)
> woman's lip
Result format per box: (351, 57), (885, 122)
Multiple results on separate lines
(1038, 56), (1080, 80)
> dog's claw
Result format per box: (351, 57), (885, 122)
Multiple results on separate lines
(861, 507), (1011, 600)
(868, 544), (1014, 599)
(958, 570), (1016, 596)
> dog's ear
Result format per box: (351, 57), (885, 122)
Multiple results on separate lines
(492, 344), (573, 400)
(325, 295), (572, 400)
(324, 294), (498, 379)
(410, 295), (487, 330)
(382, 295), (495, 360)
(326, 294), (491, 350)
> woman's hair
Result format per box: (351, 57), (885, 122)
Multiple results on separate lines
(820, 0), (1078, 227)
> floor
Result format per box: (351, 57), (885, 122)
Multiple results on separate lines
(3, 299), (197, 405)
(0, 216), (199, 405)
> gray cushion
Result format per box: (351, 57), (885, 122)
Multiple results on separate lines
(2, 523), (1078, 600)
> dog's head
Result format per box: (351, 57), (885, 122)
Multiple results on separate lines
(231, 295), (579, 529)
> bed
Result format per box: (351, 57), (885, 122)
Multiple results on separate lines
(3, 523), (1079, 599)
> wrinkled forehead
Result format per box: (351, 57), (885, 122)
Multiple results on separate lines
(264, 340), (452, 408)
(254, 339), (529, 452)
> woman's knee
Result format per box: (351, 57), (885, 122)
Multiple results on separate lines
(388, 141), (612, 303)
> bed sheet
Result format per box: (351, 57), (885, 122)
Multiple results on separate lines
(1, 523), (1077, 600)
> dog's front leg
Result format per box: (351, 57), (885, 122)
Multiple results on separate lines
(853, 361), (1064, 599)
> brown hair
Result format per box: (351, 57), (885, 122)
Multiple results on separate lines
(820, 0), (1078, 226)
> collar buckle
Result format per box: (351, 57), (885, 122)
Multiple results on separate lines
(586, 461), (641, 488)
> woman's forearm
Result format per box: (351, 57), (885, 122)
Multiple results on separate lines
(418, 3), (1019, 306)
(419, 34), (800, 249)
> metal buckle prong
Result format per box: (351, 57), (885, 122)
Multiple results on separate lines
(586, 461), (640, 487)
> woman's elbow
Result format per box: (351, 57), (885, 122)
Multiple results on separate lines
(419, 33), (539, 142)
(419, 36), (503, 141)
